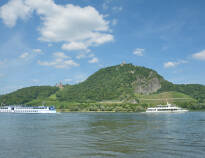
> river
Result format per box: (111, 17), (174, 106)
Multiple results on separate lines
(0, 112), (204, 158)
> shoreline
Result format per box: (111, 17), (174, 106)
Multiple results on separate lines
(56, 109), (205, 113)
(56, 109), (144, 113)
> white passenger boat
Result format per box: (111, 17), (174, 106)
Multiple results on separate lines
(0, 106), (56, 113)
(146, 102), (188, 113)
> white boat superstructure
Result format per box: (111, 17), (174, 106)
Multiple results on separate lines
(146, 102), (188, 113)
(0, 106), (56, 113)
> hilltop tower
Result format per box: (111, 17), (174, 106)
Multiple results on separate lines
(56, 82), (64, 89)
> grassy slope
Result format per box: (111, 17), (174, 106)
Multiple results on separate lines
(137, 91), (196, 105)
(25, 91), (197, 111)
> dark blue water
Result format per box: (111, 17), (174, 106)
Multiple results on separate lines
(0, 112), (205, 158)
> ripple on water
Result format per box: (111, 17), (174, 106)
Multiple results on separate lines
(0, 112), (205, 158)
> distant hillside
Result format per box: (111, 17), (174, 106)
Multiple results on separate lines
(56, 63), (167, 102)
(159, 83), (205, 103)
(0, 86), (59, 105)
(1, 63), (205, 111)
(137, 91), (196, 104)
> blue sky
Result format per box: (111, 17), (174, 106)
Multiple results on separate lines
(0, 0), (205, 94)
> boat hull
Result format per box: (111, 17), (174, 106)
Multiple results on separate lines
(0, 110), (56, 113)
(0, 106), (56, 114)
(146, 109), (188, 113)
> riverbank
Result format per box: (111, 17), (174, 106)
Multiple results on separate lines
(56, 102), (205, 112)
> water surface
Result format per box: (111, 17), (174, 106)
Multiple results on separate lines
(0, 112), (205, 158)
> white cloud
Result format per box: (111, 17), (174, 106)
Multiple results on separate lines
(88, 54), (95, 58)
(76, 52), (95, 59)
(0, 0), (32, 27)
(76, 53), (86, 59)
(133, 48), (144, 56)
(32, 48), (42, 53)
(88, 57), (99, 63)
(62, 42), (89, 51)
(164, 60), (187, 68)
(192, 50), (205, 60)
(0, 0), (114, 51)
(53, 52), (69, 59)
(164, 61), (177, 68)
(19, 52), (29, 59)
(38, 52), (78, 68)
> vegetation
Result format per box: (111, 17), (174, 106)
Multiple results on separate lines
(1, 64), (205, 111)
(56, 63), (164, 102)
(0, 86), (59, 105)
(159, 82), (205, 103)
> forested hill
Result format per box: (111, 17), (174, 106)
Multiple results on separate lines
(1, 63), (205, 106)
(159, 83), (205, 103)
(56, 63), (167, 102)
(0, 86), (59, 105)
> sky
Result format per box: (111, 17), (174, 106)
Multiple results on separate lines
(0, 0), (205, 94)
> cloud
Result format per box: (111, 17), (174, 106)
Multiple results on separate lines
(53, 52), (70, 59)
(76, 52), (95, 59)
(133, 48), (144, 56)
(0, 0), (113, 51)
(38, 52), (78, 68)
(32, 48), (42, 53)
(19, 49), (43, 60)
(62, 42), (89, 52)
(164, 61), (176, 68)
(0, 0), (32, 27)
(164, 60), (187, 68)
(192, 50), (205, 60)
(19, 52), (29, 59)
(88, 57), (99, 63)
(76, 53), (86, 59)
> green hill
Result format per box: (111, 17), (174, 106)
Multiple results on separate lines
(0, 86), (59, 105)
(159, 83), (205, 103)
(137, 91), (196, 105)
(1, 63), (205, 111)
(56, 63), (166, 102)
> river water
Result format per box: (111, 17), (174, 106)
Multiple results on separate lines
(0, 112), (205, 158)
